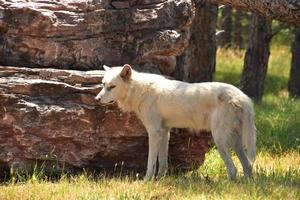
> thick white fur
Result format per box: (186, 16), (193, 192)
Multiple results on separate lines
(95, 65), (256, 180)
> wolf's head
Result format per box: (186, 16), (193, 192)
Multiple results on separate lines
(95, 64), (132, 104)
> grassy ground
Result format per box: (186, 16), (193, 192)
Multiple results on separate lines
(1, 45), (300, 200)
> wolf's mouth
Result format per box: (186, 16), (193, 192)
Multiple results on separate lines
(102, 100), (115, 106)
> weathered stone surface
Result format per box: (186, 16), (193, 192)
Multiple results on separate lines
(0, 0), (194, 74)
(0, 66), (212, 173)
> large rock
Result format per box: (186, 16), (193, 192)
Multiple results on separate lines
(0, 66), (212, 173)
(0, 0), (194, 75)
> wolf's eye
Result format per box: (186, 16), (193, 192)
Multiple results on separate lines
(107, 85), (116, 91)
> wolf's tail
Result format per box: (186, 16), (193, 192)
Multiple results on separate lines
(241, 98), (256, 162)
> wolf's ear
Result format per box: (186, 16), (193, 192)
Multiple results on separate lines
(103, 65), (111, 71)
(120, 64), (132, 81)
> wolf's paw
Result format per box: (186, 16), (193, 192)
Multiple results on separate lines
(143, 175), (155, 181)
(157, 169), (168, 179)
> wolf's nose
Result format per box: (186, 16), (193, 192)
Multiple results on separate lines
(95, 95), (100, 101)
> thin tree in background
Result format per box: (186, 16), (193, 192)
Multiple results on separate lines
(174, 1), (217, 82)
(233, 9), (243, 48)
(219, 6), (232, 47)
(240, 13), (272, 101)
(288, 27), (300, 98)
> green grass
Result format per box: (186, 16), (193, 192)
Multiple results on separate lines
(1, 45), (300, 200)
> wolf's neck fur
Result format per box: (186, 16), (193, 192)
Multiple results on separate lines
(117, 71), (158, 114)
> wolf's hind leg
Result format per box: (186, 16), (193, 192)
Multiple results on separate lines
(212, 128), (237, 179)
(233, 136), (252, 178)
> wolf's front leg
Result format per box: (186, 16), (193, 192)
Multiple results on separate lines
(140, 111), (165, 180)
(144, 133), (160, 180)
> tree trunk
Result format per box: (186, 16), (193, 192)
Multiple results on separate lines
(204, 0), (300, 26)
(233, 9), (243, 48)
(288, 28), (300, 98)
(240, 13), (272, 101)
(174, 2), (217, 82)
(219, 6), (232, 48)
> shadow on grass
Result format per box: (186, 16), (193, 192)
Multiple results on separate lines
(214, 71), (241, 86)
(0, 166), (143, 184)
(159, 169), (300, 196)
(264, 74), (289, 96)
(1, 164), (299, 199)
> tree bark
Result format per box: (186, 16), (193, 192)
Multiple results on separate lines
(288, 28), (300, 98)
(203, 0), (300, 26)
(174, 2), (217, 82)
(233, 9), (243, 48)
(219, 6), (232, 48)
(240, 13), (272, 101)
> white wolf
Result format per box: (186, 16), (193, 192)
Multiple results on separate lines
(95, 64), (256, 180)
